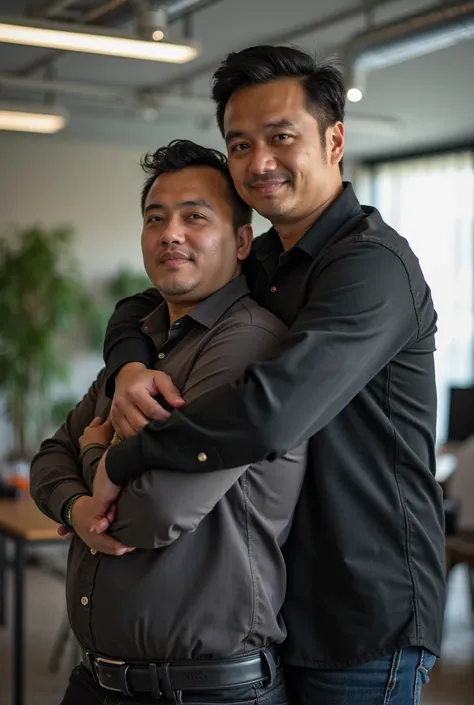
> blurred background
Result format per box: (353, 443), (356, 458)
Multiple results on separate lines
(0, 1), (473, 703)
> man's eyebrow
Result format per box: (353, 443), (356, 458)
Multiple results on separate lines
(144, 199), (214, 213)
(225, 119), (296, 143)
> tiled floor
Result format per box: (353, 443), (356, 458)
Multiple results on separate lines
(0, 559), (473, 704)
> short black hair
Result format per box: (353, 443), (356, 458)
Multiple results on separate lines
(140, 139), (252, 229)
(212, 45), (345, 169)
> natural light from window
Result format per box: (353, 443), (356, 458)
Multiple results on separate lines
(356, 151), (474, 444)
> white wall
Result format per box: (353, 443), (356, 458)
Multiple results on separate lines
(0, 131), (274, 255)
(1, 134), (152, 279)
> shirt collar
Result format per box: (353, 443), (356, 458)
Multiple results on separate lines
(253, 182), (363, 262)
(141, 275), (250, 334)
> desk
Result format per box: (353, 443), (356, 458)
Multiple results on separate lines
(0, 497), (63, 705)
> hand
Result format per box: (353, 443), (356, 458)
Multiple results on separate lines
(89, 453), (122, 534)
(69, 495), (134, 556)
(110, 362), (185, 439)
(57, 503), (116, 538)
(79, 417), (115, 450)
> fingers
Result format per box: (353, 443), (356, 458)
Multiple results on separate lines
(126, 387), (171, 423)
(111, 399), (150, 437)
(89, 416), (104, 428)
(151, 372), (185, 409)
(91, 503), (116, 535)
(92, 516), (111, 534)
(111, 369), (185, 432)
(93, 534), (135, 556)
(106, 504), (116, 523)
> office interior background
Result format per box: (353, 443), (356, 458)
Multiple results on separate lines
(0, 0), (474, 703)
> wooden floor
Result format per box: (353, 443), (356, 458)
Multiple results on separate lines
(0, 560), (472, 704)
(423, 565), (474, 704)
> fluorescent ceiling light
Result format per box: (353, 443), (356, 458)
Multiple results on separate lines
(0, 104), (67, 133)
(0, 17), (199, 63)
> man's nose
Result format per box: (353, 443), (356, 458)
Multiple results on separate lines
(248, 145), (278, 176)
(159, 218), (186, 245)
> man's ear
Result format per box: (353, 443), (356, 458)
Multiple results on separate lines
(236, 224), (253, 261)
(328, 121), (344, 166)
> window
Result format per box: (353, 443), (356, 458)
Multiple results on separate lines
(356, 152), (474, 443)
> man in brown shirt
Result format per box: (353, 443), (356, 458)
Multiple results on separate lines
(30, 140), (306, 705)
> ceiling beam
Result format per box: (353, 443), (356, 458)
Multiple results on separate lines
(15, 0), (132, 76)
(29, 1), (77, 17)
(143, 0), (396, 95)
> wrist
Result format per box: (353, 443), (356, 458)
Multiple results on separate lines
(63, 493), (88, 530)
(79, 442), (107, 461)
(117, 361), (146, 385)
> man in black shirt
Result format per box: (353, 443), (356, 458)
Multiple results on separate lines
(91, 46), (445, 705)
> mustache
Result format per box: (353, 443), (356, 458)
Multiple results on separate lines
(247, 173), (292, 188)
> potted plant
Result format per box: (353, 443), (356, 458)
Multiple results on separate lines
(0, 224), (92, 463)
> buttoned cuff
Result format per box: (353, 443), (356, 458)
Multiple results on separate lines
(105, 434), (147, 486)
(47, 480), (90, 525)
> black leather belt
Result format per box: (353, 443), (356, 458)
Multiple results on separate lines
(82, 646), (279, 698)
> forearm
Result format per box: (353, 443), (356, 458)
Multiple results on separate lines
(30, 370), (107, 522)
(80, 444), (108, 492)
(30, 440), (89, 524)
(108, 464), (248, 549)
(104, 289), (161, 397)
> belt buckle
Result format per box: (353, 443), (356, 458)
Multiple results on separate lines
(95, 656), (127, 692)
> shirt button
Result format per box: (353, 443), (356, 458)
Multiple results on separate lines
(80, 596), (89, 606)
(270, 286), (277, 293)
(158, 352), (165, 359)
(143, 325), (149, 333)
(90, 549), (97, 556)
(197, 452), (208, 463)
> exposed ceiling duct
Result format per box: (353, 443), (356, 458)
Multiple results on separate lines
(0, 72), (403, 137)
(33, 1), (76, 16)
(345, 1), (474, 101)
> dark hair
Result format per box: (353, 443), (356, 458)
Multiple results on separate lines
(140, 139), (252, 229)
(212, 45), (345, 170)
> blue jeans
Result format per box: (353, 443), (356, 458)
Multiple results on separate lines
(61, 663), (289, 705)
(285, 648), (436, 705)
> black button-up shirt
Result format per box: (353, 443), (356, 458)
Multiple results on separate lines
(103, 184), (446, 668)
(30, 277), (306, 661)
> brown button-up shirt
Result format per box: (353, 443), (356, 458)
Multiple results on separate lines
(30, 276), (306, 662)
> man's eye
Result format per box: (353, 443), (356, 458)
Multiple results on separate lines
(147, 215), (163, 224)
(187, 213), (205, 221)
(231, 143), (249, 153)
(274, 133), (290, 142)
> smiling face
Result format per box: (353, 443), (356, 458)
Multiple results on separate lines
(224, 78), (344, 243)
(141, 165), (252, 305)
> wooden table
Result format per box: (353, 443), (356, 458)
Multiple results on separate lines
(0, 496), (63, 705)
